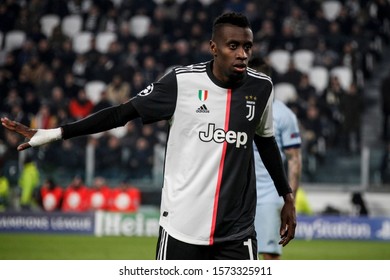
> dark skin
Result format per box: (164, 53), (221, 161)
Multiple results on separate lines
(1, 23), (296, 247)
(210, 24), (296, 247)
(210, 24), (253, 83)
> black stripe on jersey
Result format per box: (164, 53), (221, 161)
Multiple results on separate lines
(247, 68), (273, 84)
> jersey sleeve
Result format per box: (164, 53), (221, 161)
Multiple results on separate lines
(256, 85), (274, 137)
(131, 70), (177, 124)
(279, 102), (302, 149)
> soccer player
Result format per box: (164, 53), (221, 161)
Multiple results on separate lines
(249, 57), (302, 260)
(1, 12), (296, 260)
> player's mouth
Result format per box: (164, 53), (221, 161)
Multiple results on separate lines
(233, 63), (247, 72)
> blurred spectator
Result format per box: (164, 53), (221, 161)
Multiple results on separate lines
(88, 54), (115, 83)
(18, 154), (40, 211)
(23, 90), (41, 117)
(30, 103), (57, 130)
(2, 53), (20, 84)
(49, 86), (69, 113)
(274, 22), (300, 52)
(131, 71), (147, 97)
(0, 168), (10, 212)
(339, 83), (364, 154)
(351, 192), (369, 216)
(313, 40), (340, 69)
(277, 60), (303, 88)
(61, 175), (90, 212)
(8, 102), (29, 127)
(128, 137), (154, 180)
(40, 178), (63, 212)
(67, 0), (87, 15)
(49, 25), (69, 50)
(295, 73), (318, 118)
(95, 134), (123, 179)
(283, 5), (308, 38)
(321, 75), (345, 145)
(61, 72), (81, 99)
(92, 90), (112, 112)
(299, 23), (320, 51)
(254, 19), (277, 57)
(45, 0), (69, 18)
(21, 54), (47, 87)
(68, 87), (94, 120)
(381, 70), (390, 141)
(1, 88), (23, 115)
(295, 187), (313, 216)
(15, 39), (35, 69)
(301, 103), (327, 178)
(82, 3), (102, 34)
(43, 139), (85, 173)
(56, 39), (77, 73)
(36, 68), (56, 100)
(85, 37), (100, 69)
(72, 54), (89, 87)
(37, 38), (55, 67)
(106, 74), (131, 105)
(326, 22), (346, 53)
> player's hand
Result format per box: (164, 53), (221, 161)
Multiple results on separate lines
(279, 193), (296, 246)
(1, 117), (36, 151)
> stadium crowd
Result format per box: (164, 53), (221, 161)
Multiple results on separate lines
(0, 0), (390, 212)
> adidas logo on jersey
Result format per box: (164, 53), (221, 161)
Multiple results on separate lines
(196, 104), (209, 113)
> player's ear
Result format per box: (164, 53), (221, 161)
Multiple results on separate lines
(209, 40), (217, 57)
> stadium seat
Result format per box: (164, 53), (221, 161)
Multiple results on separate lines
(308, 66), (329, 94)
(85, 80), (106, 104)
(268, 49), (291, 74)
(4, 30), (26, 52)
(322, 0), (342, 21)
(72, 32), (93, 54)
(292, 49), (314, 74)
(274, 83), (297, 104)
(129, 14), (151, 38)
(330, 66), (353, 90)
(96, 31), (117, 53)
(40, 14), (61, 38)
(62, 14), (83, 38)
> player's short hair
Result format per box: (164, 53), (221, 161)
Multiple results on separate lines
(212, 12), (251, 39)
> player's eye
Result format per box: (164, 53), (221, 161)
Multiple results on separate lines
(244, 44), (253, 51)
(229, 43), (238, 50)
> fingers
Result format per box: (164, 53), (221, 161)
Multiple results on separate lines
(17, 143), (32, 151)
(1, 117), (17, 131)
(1, 117), (35, 139)
(1, 117), (35, 151)
(279, 227), (294, 247)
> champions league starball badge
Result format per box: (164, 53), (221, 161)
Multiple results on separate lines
(138, 84), (154, 97)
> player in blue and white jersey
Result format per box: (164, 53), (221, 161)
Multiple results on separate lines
(250, 56), (302, 260)
(1, 13), (296, 260)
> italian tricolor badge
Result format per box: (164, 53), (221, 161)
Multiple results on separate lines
(198, 90), (208, 101)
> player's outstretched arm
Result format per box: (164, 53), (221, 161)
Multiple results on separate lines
(1, 117), (62, 151)
(279, 193), (296, 247)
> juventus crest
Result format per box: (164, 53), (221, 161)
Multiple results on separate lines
(245, 95), (256, 121)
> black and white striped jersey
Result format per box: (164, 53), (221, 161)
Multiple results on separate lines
(132, 60), (274, 245)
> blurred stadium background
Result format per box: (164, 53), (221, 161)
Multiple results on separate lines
(1, 0), (390, 259)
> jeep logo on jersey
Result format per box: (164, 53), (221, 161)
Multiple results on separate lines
(199, 123), (248, 148)
(138, 84), (154, 97)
